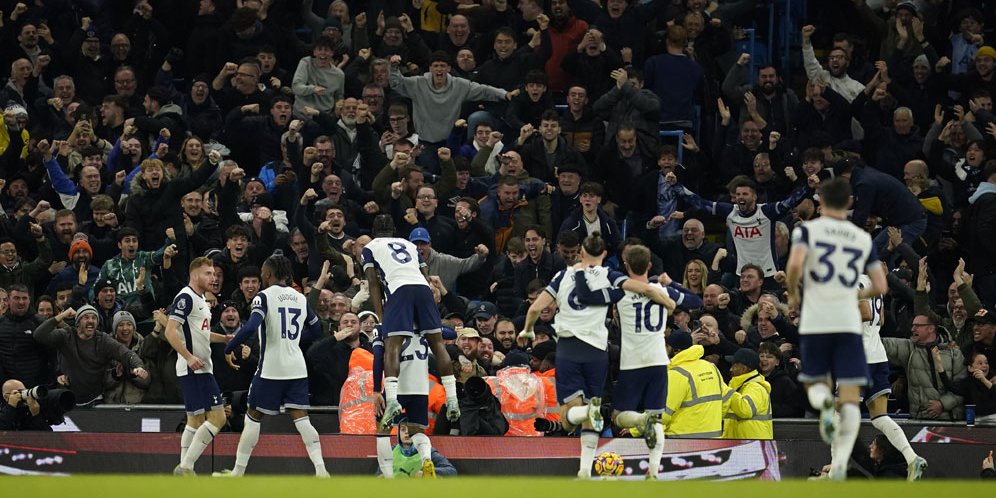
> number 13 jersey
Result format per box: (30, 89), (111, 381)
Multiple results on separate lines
(362, 237), (429, 296)
(792, 217), (877, 335)
(254, 285), (318, 380)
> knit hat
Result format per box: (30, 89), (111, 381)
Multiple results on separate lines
(912, 54), (930, 69)
(977, 46), (996, 61)
(112, 311), (136, 331)
(528, 340), (556, 361)
(76, 304), (99, 321)
(68, 233), (93, 261)
(383, 16), (403, 33)
(94, 278), (117, 294)
(724, 348), (760, 370)
(323, 17), (343, 31)
(669, 330), (693, 351)
(502, 349), (530, 368)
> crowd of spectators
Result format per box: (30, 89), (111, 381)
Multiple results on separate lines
(1, 0), (996, 432)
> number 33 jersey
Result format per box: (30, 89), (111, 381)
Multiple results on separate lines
(792, 217), (878, 335)
(362, 237), (429, 296)
(254, 285), (319, 380)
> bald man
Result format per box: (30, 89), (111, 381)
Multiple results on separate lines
(1, 379), (52, 430)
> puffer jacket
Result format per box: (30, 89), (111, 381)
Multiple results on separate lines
(663, 345), (732, 438)
(883, 338), (966, 420)
(102, 333), (150, 404)
(722, 370), (773, 439)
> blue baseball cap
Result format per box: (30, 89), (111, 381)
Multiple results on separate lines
(408, 227), (431, 244)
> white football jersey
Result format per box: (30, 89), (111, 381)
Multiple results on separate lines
(253, 285), (317, 380)
(792, 217), (877, 335)
(169, 286), (214, 376)
(546, 266), (628, 351)
(361, 237), (429, 296)
(373, 327), (430, 395)
(858, 275), (888, 364)
(617, 284), (671, 370)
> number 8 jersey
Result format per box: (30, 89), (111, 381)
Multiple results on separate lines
(361, 237), (430, 296)
(254, 285), (319, 380)
(792, 217), (877, 335)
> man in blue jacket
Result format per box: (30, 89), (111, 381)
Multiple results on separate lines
(835, 157), (927, 254)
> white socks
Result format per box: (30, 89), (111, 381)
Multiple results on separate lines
(872, 415), (917, 464)
(180, 425), (197, 464)
(578, 430), (599, 478)
(231, 415), (261, 476)
(807, 383), (832, 410)
(385, 377), (399, 403)
(647, 424), (665, 479)
(410, 432), (433, 461)
(295, 416), (328, 476)
(442, 375), (457, 404)
(566, 406), (589, 425)
(614, 411), (644, 428)
(180, 421), (219, 469)
(830, 403), (860, 479)
(376, 436), (394, 478)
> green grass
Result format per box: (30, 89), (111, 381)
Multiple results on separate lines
(9, 475), (993, 498)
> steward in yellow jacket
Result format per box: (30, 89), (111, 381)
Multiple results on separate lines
(722, 348), (773, 439)
(662, 331), (732, 438)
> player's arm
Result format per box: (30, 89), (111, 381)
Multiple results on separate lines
(301, 306), (323, 342)
(522, 289), (556, 336)
(572, 269), (625, 305)
(371, 328), (385, 393)
(621, 277), (676, 312)
(859, 252), (888, 300)
(225, 294), (266, 354)
(859, 300), (873, 321)
(785, 226), (809, 308)
(658, 275), (704, 309)
(164, 296), (203, 370)
(364, 266), (384, 320)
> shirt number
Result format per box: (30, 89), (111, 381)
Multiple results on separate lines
(400, 336), (429, 362)
(631, 302), (665, 333)
(387, 242), (412, 264)
(810, 242), (864, 287)
(278, 307), (302, 340)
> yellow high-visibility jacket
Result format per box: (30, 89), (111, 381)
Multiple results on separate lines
(722, 370), (773, 440)
(663, 345), (732, 438)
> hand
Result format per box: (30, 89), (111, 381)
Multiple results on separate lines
(716, 292), (730, 309)
(153, 308), (168, 327)
(355, 11), (367, 28)
(390, 181), (403, 199)
(667, 211), (684, 221)
(787, 292), (800, 311)
(289, 119), (303, 134)
(682, 132), (699, 152)
(398, 13), (414, 32)
(48, 261), (67, 274)
(935, 56), (950, 72)
(717, 98), (731, 125)
(784, 166), (798, 182)
(230, 167), (246, 182)
(29, 222), (43, 238)
(225, 351), (240, 371)
(649, 215), (667, 227)
(6, 390), (21, 407)
(363, 201), (379, 214)
(486, 131), (503, 147)
(773, 271), (787, 285)
(620, 47), (632, 62)
(801, 24), (815, 42)
(926, 399), (943, 418)
(241, 103), (260, 114)
(475, 244), (489, 257)
(917, 256), (928, 290)
(390, 54), (402, 66)
(163, 244), (178, 259)
(736, 52), (750, 66)
(895, 17), (908, 41)
(357, 48), (371, 61)
(779, 342), (794, 353)
(78, 262), (89, 285)
(183, 214), (193, 235)
(518, 123), (536, 142)
(186, 355), (206, 371)
(984, 454), (994, 471)
(933, 104), (944, 126)
(505, 89), (520, 101)
(768, 131), (781, 148)
(437, 147), (451, 161)
(911, 16), (924, 40)
(12, 3), (27, 19)
(664, 171), (678, 185)
(735, 329), (747, 344)
(208, 149), (222, 164)
(302, 188), (319, 205)
(303, 106), (320, 117)
(155, 142), (169, 157)
(887, 226), (902, 250)
(404, 207), (418, 225)
(536, 13), (549, 30)
(744, 91), (758, 115)
(391, 152), (409, 170)
(610, 68), (628, 88)
(131, 367), (149, 379)
(874, 60), (889, 81)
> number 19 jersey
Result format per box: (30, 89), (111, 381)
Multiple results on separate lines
(792, 217), (877, 335)
(361, 237), (429, 296)
(253, 285), (318, 380)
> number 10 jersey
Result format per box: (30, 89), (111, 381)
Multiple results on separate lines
(792, 217), (877, 335)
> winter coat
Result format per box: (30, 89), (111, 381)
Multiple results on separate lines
(664, 345), (732, 438)
(0, 313), (51, 388)
(138, 329), (182, 404)
(722, 370), (773, 439)
(102, 333), (150, 404)
(883, 338), (966, 420)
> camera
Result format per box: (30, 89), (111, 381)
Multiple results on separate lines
(16, 385), (47, 401)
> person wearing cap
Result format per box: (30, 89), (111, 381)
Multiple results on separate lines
(721, 348), (772, 440)
(103, 311), (151, 404)
(661, 330), (732, 439)
(470, 301), (500, 337)
(950, 45), (996, 100)
(291, 34), (345, 119)
(963, 307), (996, 370)
(450, 327), (487, 383)
(33, 305), (148, 405)
(409, 226), (487, 299)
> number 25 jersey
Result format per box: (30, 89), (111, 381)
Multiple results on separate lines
(792, 217), (877, 335)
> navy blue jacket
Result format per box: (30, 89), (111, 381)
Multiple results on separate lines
(849, 166), (926, 228)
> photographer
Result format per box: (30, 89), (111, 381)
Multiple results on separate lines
(0, 380), (52, 431)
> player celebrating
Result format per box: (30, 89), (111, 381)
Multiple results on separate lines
(168, 257), (231, 476)
(858, 270), (928, 480)
(573, 244), (701, 479)
(371, 323), (436, 478)
(222, 253), (327, 477)
(362, 234), (461, 436)
(786, 178), (887, 481)
(522, 232), (676, 479)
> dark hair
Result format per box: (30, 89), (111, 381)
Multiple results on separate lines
(758, 341), (781, 359)
(524, 70), (547, 86)
(625, 67), (643, 82)
(740, 263), (763, 279)
(729, 176), (758, 193)
(225, 224), (252, 241)
(117, 227), (139, 242)
(145, 86), (171, 106)
(578, 181), (604, 197)
(314, 35), (337, 51)
(231, 7), (258, 31)
(457, 197), (480, 215)
(8, 283), (30, 296)
(80, 145), (102, 159)
(237, 265), (261, 283)
(801, 147), (823, 163)
(524, 225), (546, 240)
(494, 27), (516, 40)
(498, 175), (519, 188)
(263, 253), (294, 284)
(540, 109), (560, 123)
(659, 144), (677, 159)
(557, 230), (580, 248)
(581, 231), (605, 256)
(430, 50), (452, 66)
(985, 159), (996, 181)
(819, 177), (852, 210)
(270, 94), (292, 107)
(525, 278), (547, 296)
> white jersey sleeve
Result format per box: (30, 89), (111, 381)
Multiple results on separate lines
(362, 237), (429, 295)
(546, 266), (626, 351)
(858, 275), (888, 364)
(793, 217), (877, 335)
(616, 284), (671, 370)
(169, 287), (214, 376)
(256, 286), (311, 380)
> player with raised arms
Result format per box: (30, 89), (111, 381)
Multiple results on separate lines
(169, 256), (232, 475)
(522, 232), (676, 479)
(221, 252), (328, 477)
(362, 226), (461, 462)
(786, 177), (888, 481)
(573, 243), (702, 479)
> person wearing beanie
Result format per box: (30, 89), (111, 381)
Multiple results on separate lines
(33, 305), (148, 405)
(45, 233), (101, 299)
(103, 310), (150, 404)
(374, 14), (433, 72)
(950, 44), (996, 101)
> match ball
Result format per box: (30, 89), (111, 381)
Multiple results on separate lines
(593, 451), (624, 477)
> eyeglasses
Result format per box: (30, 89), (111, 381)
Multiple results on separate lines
(236, 72), (259, 79)
(417, 195), (436, 200)
(911, 323), (932, 328)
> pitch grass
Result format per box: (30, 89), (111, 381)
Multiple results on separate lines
(7, 475), (993, 498)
